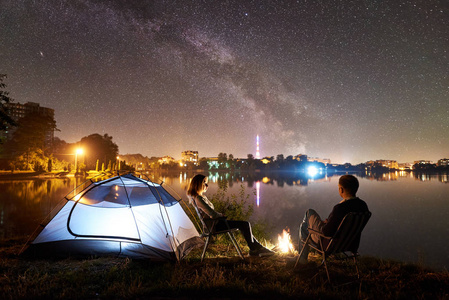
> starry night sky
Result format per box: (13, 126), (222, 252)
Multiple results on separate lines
(1, 0), (448, 164)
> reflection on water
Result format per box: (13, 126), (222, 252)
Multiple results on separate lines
(414, 172), (448, 183)
(0, 171), (447, 269)
(256, 181), (260, 207)
(0, 177), (86, 239)
(360, 170), (449, 183)
(167, 169), (448, 189)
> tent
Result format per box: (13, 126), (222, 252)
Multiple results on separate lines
(22, 173), (203, 260)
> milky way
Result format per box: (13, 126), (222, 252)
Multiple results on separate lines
(1, 0), (448, 163)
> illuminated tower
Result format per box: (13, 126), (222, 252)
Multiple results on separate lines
(256, 135), (260, 159)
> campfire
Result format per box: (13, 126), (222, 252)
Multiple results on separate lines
(277, 227), (297, 255)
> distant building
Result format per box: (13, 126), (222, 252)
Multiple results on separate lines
(205, 157), (219, 168)
(261, 156), (274, 164)
(293, 154), (330, 166)
(307, 156), (331, 166)
(365, 160), (375, 166)
(1, 101), (55, 146)
(398, 162), (413, 170)
(366, 160), (398, 169)
(294, 154), (308, 162)
(158, 156), (175, 164)
(437, 158), (449, 167)
(181, 150), (199, 166)
(378, 160), (398, 169)
(413, 160), (433, 165)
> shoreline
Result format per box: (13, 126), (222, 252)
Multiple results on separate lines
(1, 237), (448, 299)
(0, 170), (110, 180)
(0, 168), (447, 180)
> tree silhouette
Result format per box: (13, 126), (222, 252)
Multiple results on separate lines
(0, 74), (16, 134)
(80, 133), (119, 170)
(3, 112), (57, 158)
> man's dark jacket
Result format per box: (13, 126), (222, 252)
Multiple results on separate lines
(321, 197), (369, 251)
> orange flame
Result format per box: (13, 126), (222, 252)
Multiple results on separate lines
(277, 227), (296, 254)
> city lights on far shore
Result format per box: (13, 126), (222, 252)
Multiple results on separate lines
(262, 177), (270, 184)
(307, 166), (318, 177)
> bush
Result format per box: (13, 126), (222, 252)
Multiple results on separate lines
(208, 182), (254, 221)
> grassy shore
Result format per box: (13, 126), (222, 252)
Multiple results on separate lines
(1, 237), (448, 300)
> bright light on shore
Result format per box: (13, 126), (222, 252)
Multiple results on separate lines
(76, 148), (83, 155)
(307, 166), (318, 176)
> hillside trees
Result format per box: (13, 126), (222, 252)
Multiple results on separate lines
(5, 112), (57, 154)
(3, 112), (58, 171)
(80, 133), (118, 170)
(0, 74), (16, 136)
(217, 152), (228, 169)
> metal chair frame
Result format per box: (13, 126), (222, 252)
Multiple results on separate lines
(191, 198), (245, 262)
(295, 211), (371, 285)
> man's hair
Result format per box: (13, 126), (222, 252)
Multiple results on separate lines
(339, 175), (359, 196)
(187, 174), (206, 198)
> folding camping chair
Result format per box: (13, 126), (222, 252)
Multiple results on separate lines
(190, 197), (245, 262)
(295, 211), (371, 285)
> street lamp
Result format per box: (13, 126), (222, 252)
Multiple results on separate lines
(116, 156), (120, 171)
(75, 148), (83, 173)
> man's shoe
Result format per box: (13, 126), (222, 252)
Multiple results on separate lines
(249, 247), (275, 257)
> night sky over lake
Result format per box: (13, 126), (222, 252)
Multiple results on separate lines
(1, 0), (448, 164)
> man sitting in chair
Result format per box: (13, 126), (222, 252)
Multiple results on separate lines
(297, 175), (369, 264)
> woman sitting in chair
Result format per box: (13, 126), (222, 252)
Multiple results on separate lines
(187, 174), (274, 257)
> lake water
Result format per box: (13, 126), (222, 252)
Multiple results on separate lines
(0, 171), (448, 270)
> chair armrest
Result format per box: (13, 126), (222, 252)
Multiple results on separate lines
(308, 228), (332, 240)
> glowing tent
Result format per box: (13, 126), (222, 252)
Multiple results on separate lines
(22, 174), (203, 260)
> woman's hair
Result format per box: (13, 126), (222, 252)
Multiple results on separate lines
(187, 174), (206, 199)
